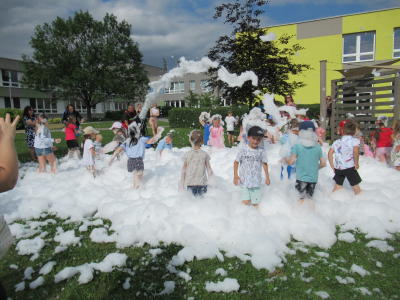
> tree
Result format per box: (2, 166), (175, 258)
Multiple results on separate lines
(207, 0), (311, 109)
(184, 90), (223, 108)
(20, 10), (149, 119)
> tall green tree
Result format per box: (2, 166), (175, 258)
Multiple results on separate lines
(21, 11), (149, 118)
(207, 0), (311, 109)
(184, 91), (222, 108)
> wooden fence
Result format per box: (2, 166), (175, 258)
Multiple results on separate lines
(330, 69), (400, 141)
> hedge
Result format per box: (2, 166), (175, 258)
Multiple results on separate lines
(159, 106), (174, 118)
(104, 110), (126, 121)
(0, 108), (24, 130)
(297, 104), (320, 120)
(169, 106), (249, 128)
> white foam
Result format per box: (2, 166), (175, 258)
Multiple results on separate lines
(29, 276), (44, 289)
(205, 278), (240, 293)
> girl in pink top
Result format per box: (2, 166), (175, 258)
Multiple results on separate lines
(209, 117), (225, 148)
(315, 120), (326, 146)
(65, 116), (80, 159)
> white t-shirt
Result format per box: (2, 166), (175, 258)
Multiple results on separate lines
(225, 116), (236, 131)
(151, 108), (159, 116)
(235, 145), (268, 188)
(82, 139), (95, 166)
(330, 136), (360, 170)
(181, 149), (211, 186)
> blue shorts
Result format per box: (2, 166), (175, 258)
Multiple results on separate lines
(187, 185), (207, 196)
(241, 187), (261, 204)
(127, 157), (144, 172)
(35, 147), (53, 157)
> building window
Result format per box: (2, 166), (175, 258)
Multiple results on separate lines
(165, 82), (184, 94)
(343, 32), (375, 63)
(30, 98), (36, 109)
(201, 80), (212, 92)
(4, 97), (11, 108)
(394, 28), (400, 58)
(13, 98), (20, 109)
(1, 70), (19, 87)
(190, 81), (195, 90)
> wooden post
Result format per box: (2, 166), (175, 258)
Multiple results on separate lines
(330, 80), (337, 141)
(320, 60), (327, 135)
(394, 73), (400, 121)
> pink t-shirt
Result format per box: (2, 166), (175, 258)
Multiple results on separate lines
(315, 127), (326, 138)
(209, 126), (224, 148)
(65, 123), (76, 141)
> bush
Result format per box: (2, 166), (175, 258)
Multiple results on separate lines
(104, 110), (125, 121)
(0, 108), (24, 129)
(48, 118), (61, 124)
(159, 106), (174, 118)
(297, 104), (320, 120)
(169, 106), (249, 128)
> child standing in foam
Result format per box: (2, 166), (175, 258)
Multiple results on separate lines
(64, 115), (80, 160)
(209, 116), (224, 148)
(391, 120), (400, 172)
(372, 118), (393, 164)
(180, 130), (215, 196)
(286, 121), (325, 209)
(314, 120), (326, 146)
(109, 122), (163, 189)
(352, 121), (365, 155)
(199, 112), (211, 146)
(280, 119), (300, 179)
(156, 133), (173, 157)
(34, 114), (61, 173)
(93, 134), (103, 158)
(82, 126), (99, 177)
(328, 122), (362, 195)
(234, 126), (270, 208)
(225, 110), (236, 146)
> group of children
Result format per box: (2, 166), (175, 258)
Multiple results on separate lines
(32, 105), (400, 209)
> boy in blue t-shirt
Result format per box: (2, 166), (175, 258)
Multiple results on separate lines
(156, 133), (173, 157)
(285, 121), (325, 209)
(199, 113), (211, 145)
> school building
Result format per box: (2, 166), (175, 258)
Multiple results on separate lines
(265, 7), (400, 106)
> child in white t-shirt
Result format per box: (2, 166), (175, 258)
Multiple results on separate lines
(82, 126), (99, 177)
(328, 122), (361, 195)
(225, 110), (236, 146)
(234, 126), (270, 208)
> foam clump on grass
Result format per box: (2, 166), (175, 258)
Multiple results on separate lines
(366, 240), (395, 253)
(215, 268), (227, 276)
(23, 267), (35, 280)
(314, 291), (330, 299)
(29, 276), (44, 289)
(158, 281), (175, 295)
(16, 236), (45, 255)
(205, 278), (240, 293)
(351, 264), (370, 277)
(355, 287), (372, 296)
(39, 261), (57, 275)
(335, 276), (355, 284)
(15, 281), (25, 292)
(54, 229), (81, 246)
(338, 232), (355, 242)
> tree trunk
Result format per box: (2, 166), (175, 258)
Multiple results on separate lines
(86, 101), (92, 120)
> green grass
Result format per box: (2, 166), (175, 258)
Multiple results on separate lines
(1, 216), (399, 299)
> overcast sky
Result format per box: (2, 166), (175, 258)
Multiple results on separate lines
(0, 0), (399, 71)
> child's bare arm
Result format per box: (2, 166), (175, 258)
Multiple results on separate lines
(319, 157), (326, 169)
(262, 162), (270, 186)
(328, 148), (335, 172)
(146, 127), (164, 144)
(90, 147), (95, 156)
(353, 146), (360, 170)
(179, 163), (187, 190)
(233, 160), (241, 186)
(109, 147), (124, 165)
(285, 154), (297, 166)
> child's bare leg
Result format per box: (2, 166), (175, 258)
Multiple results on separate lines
(67, 149), (72, 157)
(253, 203), (258, 209)
(307, 196), (315, 211)
(38, 156), (47, 173)
(297, 199), (304, 205)
(351, 184), (361, 195)
(332, 184), (343, 193)
(242, 200), (250, 205)
(46, 153), (57, 173)
(385, 154), (390, 164)
(396, 166), (400, 172)
(378, 155), (386, 163)
(133, 171), (143, 189)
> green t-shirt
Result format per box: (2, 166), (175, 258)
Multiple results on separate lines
(292, 143), (323, 183)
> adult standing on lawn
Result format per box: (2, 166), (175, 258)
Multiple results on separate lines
(22, 106), (38, 161)
(281, 94), (297, 120)
(61, 104), (84, 131)
(149, 102), (160, 137)
(121, 104), (137, 130)
(136, 103), (142, 115)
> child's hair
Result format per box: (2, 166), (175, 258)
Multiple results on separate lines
(228, 110), (233, 115)
(266, 119), (276, 126)
(352, 121), (361, 130)
(373, 122), (385, 141)
(212, 117), (220, 123)
(315, 120), (320, 127)
(96, 134), (103, 140)
(393, 120), (400, 137)
(343, 122), (356, 136)
(35, 114), (49, 133)
(166, 133), (173, 139)
(190, 130), (203, 147)
(65, 115), (76, 128)
(128, 126), (139, 147)
(23, 106), (35, 119)
(289, 119), (300, 130)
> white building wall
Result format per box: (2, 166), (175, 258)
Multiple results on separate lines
(96, 103), (102, 113)
(57, 100), (66, 113)
(20, 98), (30, 109)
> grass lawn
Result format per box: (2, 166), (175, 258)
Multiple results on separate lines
(5, 122), (400, 299)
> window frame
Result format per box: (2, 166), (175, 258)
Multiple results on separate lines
(165, 82), (184, 94)
(201, 80), (212, 92)
(394, 28), (400, 58)
(342, 32), (375, 63)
